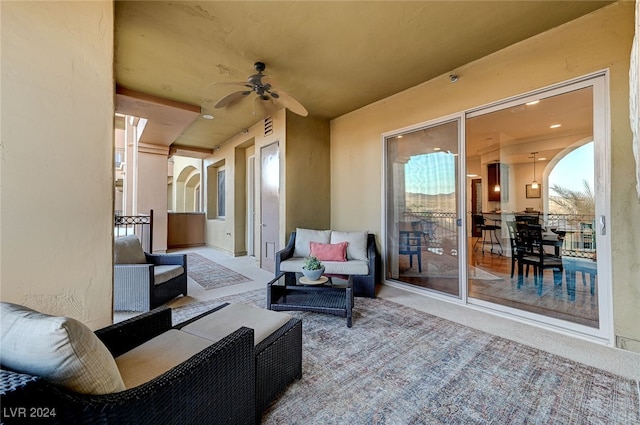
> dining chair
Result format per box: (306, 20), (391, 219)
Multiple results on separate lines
(515, 212), (540, 225)
(399, 230), (422, 273)
(506, 221), (530, 279)
(517, 224), (563, 295)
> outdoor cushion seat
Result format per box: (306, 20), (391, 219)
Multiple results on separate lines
(115, 329), (214, 389)
(153, 265), (184, 284)
(278, 257), (369, 276)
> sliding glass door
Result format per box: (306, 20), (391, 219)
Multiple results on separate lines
(385, 119), (462, 297)
(384, 73), (610, 341)
(465, 75), (610, 339)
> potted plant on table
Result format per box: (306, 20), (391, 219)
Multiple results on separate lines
(302, 256), (325, 281)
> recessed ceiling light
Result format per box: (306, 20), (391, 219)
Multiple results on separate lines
(526, 100), (540, 106)
(202, 114), (214, 120)
(538, 157), (547, 161)
(397, 135), (403, 139)
(467, 174), (478, 177)
(434, 147), (441, 151)
(549, 123), (561, 129)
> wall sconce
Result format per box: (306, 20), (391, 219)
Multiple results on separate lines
(530, 152), (539, 189)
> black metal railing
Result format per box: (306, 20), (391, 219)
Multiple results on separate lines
(402, 211), (596, 259)
(115, 210), (153, 253)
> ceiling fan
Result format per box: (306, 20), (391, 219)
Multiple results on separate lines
(213, 62), (308, 117)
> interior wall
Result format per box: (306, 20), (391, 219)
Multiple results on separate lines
(330, 2), (639, 351)
(0, 2), (115, 329)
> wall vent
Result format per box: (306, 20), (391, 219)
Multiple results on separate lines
(264, 116), (273, 136)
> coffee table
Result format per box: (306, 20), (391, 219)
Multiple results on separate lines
(267, 272), (354, 327)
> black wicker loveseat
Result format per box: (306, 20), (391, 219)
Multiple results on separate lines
(276, 229), (379, 298)
(1, 306), (256, 425)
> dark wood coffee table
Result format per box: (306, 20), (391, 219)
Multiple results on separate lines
(267, 272), (354, 327)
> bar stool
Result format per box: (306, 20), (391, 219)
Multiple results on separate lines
(473, 215), (503, 255)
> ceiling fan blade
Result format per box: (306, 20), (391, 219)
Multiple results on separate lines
(270, 89), (308, 117)
(214, 90), (251, 108)
(254, 95), (277, 117)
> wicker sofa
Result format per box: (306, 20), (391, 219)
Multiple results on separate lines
(114, 235), (187, 312)
(0, 305), (255, 425)
(275, 228), (379, 298)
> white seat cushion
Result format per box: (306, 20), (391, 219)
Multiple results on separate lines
(115, 329), (213, 389)
(154, 265), (184, 284)
(181, 303), (292, 346)
(0, 302), (125, 395)
(280, 257), (369, 275)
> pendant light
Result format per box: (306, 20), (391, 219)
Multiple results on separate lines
(531, 152), (539, 189)
(493, 162), (500, 192)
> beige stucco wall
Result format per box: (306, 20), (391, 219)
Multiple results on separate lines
(1, 2), (114, 329)
(331, 2), (640, 351)
(205, 109), (286, 256)
(284, 112), (331, 235)
(171, 156), (202, 212)
(136, 144), (169, 253)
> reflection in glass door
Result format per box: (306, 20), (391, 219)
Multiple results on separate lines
(385, 119), (461, 297)
(465, 79), (608, 335)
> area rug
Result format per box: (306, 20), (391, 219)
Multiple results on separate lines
(186, 252), (251, 290)
(171, 290), (639, 424)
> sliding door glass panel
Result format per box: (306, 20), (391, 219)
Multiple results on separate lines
(465, 85), (600, 329)
(385, 120), (460, 297)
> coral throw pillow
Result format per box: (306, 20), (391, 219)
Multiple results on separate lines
(310, 241), (348, 262)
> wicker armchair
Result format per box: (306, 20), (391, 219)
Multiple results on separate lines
(0, 307), (256, 425)
(114, 235), (187, 311)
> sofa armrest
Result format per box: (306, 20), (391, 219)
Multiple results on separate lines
(275, 232), (296, 275)
(95, 307), (172, 357)
(367, 233), (377, 275)
(145, 253), (187, 267)
(0, 327), (256, 425)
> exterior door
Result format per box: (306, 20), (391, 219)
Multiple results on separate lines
(260, 142), (280, 272)
(465, 75), (611, 341)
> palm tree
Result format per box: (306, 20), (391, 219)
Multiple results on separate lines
(549, 179), (594, 216)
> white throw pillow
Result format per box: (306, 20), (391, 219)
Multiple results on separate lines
(330, 230), (368, 261)
(0, 302), (125, 394)
(293, 228), (331, 258)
